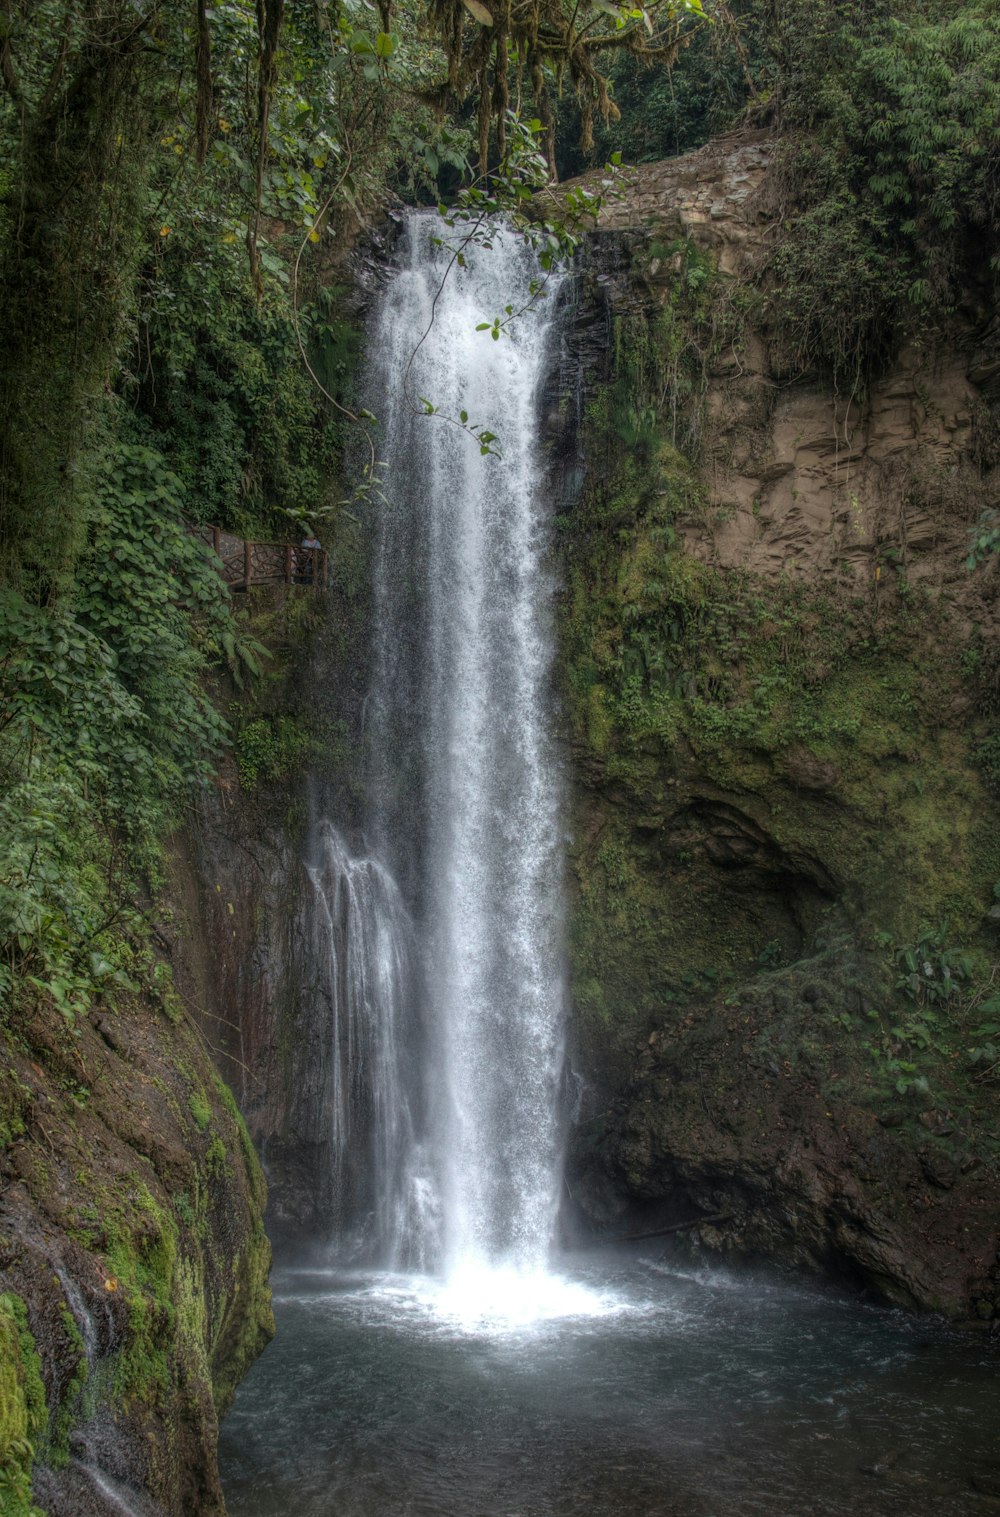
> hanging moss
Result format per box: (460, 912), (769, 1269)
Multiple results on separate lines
(0, 4), (160, 597)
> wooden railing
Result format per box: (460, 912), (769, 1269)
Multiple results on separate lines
(190, 523), (330, 592)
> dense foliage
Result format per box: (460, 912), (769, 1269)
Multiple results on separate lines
(752, 0), (1000, 386)
(569, 0), (1000, 385)
(1, 0), (998, 1128)
(0, 0), (157, 595)
(556, 3), (753, 175)
(0, 0), (435, 1027)
(0, 439), (242, 1022)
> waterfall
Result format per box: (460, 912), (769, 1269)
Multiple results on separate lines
(304, 214), (565, 1283)
(366, 215), (567, 1279)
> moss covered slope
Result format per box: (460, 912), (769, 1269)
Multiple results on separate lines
(0, 976), (272, 1516)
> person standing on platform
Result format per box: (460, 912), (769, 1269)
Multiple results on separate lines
(298, 529), (321, 585)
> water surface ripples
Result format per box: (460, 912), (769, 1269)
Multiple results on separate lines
(220, 1249), (999, 1517)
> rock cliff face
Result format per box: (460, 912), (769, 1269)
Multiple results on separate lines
(0, 978), (272, 1516)
(556, 131), (1000, 1321)
(167, 584), (373, 1255)
(170, 782), (330, 1253)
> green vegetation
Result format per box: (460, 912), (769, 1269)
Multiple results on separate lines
(557, 2), (754, 175)
(566, 0), (1000, 394)
(0, 1294), (46, 1517)
(0, 1), (156, 598)
(0, 0), (998, 1479)
(74, 1179), (181, 1406)
(559, 44), (1000, 1096)
(752, 0), (1000, 388)
(0, 0), (711, 1026)
(235, 715), (314, 788)
(0, 438), (241, 1023)
(189, 1091), (214, 1132)
(15, 0), (956, 1032)
(564, 395), (1000, 1057)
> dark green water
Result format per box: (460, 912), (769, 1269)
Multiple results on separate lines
(219, 1249), (999, 1517)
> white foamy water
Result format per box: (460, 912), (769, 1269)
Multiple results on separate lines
(422, 1263), (625, 1332)
(277, 1263), (627, 1338)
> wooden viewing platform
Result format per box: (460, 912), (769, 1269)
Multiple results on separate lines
(190, 522), (330, 592)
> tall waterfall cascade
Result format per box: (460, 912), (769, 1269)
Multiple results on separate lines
(311, 215), (567, 1291)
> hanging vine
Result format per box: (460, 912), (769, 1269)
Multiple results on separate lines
(424, 0), (709, 173)
(247, 0), (286, 295)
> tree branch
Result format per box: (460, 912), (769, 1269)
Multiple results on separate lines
(0, 9), (23, 105)
(195, 0), (213, 166)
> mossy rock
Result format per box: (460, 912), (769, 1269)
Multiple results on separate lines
(557, 222), (1000, 1317)
(0, 978), (273, 1517)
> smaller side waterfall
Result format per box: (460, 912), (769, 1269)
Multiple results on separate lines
(306, 821), (438, 1265)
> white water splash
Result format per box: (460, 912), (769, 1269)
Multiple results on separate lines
(275, 1265), (628, 1337)
(424, 1263), (621, 1333)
